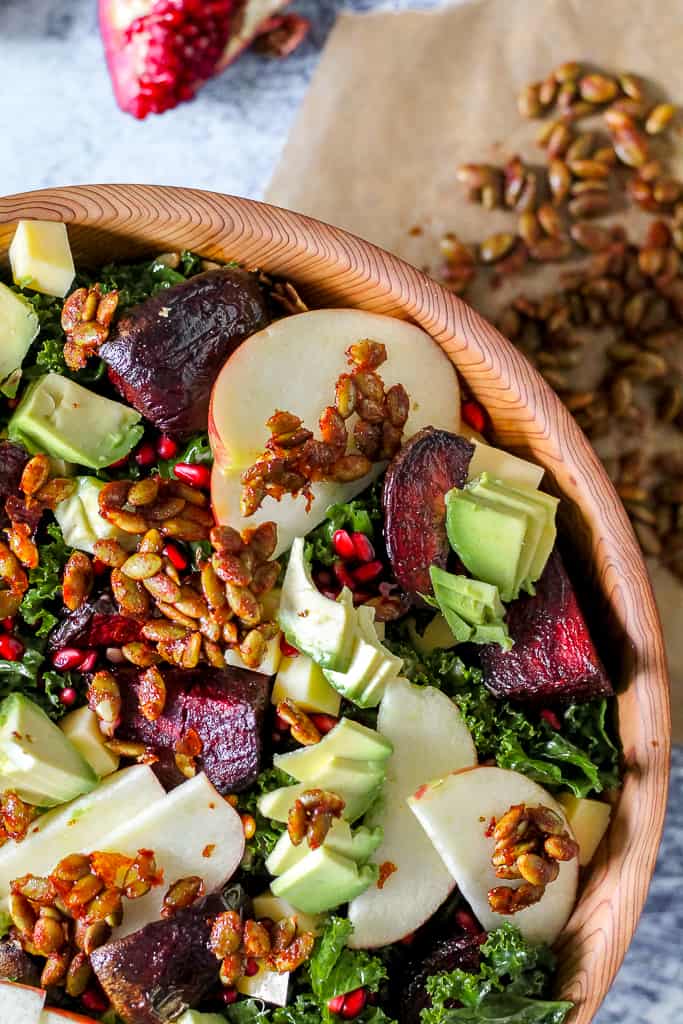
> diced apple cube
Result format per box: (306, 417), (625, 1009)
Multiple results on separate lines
(558, 793), (611, 867)
(9, 221), (75, 298)
(272, 654), (341, 716)
(0, 283), (39, 397)
(59, 707), (119, 778)
(467, 440), (544, 489)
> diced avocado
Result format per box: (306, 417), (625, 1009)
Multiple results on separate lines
(258, 782), (309, 823)
(471, 622), (514, 651)
(271, 846), (378, 914)
(467, 440), (544, 489)
(356, 605), (403, 676)
(267, 819), (383, 877)
(468, 475), (546, 594)
(505, 481), (559, 585)
(445, 488), (529, 602)
(325, 636), (386, 704)
(54, 476), (137, 555)
(274, 717), (393, 779)
(0, 283), (40, 397)
(0, 694), (98, 806)
(272, 654), (341, 716)
(430, 567), (506, 622)
(9, 221), (75, 298)
(279, 538), (356, 672)
(59, 706), (120, 778)
(356, 660), (402, 709)
(177, 1012), (228, 1024)
(8, 373), (143, 469)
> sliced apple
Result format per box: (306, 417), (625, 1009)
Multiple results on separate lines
(212, 463), (383, 560)
(0, 766), (164, 909)
(100, 773), (245, 939)
(0, 981), (45, 1023)
(347, 679), (476, 948)
(209, 309), (460, 473)
(409, 766), (579, 945)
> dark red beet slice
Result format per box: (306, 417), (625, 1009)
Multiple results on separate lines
(480, 548), (613, 703)
(0, 440), (30, 529)
(383, 428), (474, 598)
(0, 938), (41, 987)
(100, 268), (270, 438)
(398, 933), (482, 1024)
(116, 666), (269, 792)
(48, 593), (142, 651)
(91, 884), (250, 1024)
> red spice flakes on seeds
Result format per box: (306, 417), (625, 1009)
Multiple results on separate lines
(202, 844), (216, 859)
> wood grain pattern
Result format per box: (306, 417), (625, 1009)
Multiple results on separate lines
(0, 185), (671, 1022)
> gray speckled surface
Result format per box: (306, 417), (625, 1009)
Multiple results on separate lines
(0, 2), (680, 1020)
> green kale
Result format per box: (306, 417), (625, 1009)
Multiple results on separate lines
(423, 924), (571, 1024)
(237, 767), (291, 875)
(305, 481), (383, 567)
(387, 638), (619, 798)
(97, 250), (205, 311)
(19, 521), (72, 637)
(307, 916), (388, 1015)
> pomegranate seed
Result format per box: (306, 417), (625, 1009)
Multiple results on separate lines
(222, 988), (239, 1005)
(280, 636), (299, 657)
(156, 435), (179, 459)
(109, 455), (130, 470)
(455, 908), (481, 935)
(0, 634), (23, 661)
(163, 542), (188, 571)
(351, 532), (375, 562)
(332, 529), (356, 560)
(353, 560), (383, 583)
(461, 399), (486, 434)
(540, 708), (562, 731)
(174, 462), (211, 489)
(59, 687), (78, 707)
(310, 714), (338, 735)
(245, 958), (259, 977)
(92, 558), (108, 576)
(52, 647), (87, 671)
(333, 560), (356, 591)
(79, 650), (98, 673)
(328, 995), (346, 1014)
(135, 442), (157, 467)
(81, 986), (109, 1013)
(341, 988), (368, 1019)
(2, 618), (14, 630)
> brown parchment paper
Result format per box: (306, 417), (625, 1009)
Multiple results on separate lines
(266, 0), (683, 737)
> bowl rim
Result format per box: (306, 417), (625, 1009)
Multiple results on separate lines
(0, 184), (672, 1022)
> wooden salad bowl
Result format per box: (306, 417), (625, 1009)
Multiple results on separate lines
(0, 185), (671, 1023)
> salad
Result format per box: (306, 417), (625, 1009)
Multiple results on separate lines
(0, 220), (619, 1024)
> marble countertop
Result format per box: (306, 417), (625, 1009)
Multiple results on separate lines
(0, 1), (681, 1020)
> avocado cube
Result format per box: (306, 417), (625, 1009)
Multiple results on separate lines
(8, 373), (143, 469)
(0, 694), (97, 806)
(445, 489), (529, 602)
(271, 846), (377, 914)
(0, 283), (39, 397)
(468, 475), (547, 593)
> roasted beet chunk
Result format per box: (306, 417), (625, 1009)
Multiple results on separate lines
(100, 268), (270, 437)
(48, 592), (142, 651)
(117, 666), (269, 792)
(383, 428), (474, 597)
(0, 937), (41, 987)
(480, 548), (613, 703)
(91, 887), (242, 1024)
(0, 440), (30, 529)
(398, 933), (482, 1024)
